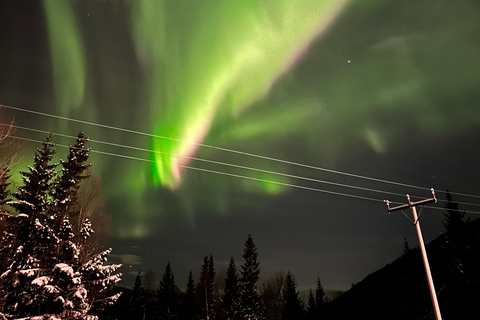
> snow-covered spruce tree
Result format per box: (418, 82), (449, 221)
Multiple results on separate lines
(9, 134), (57, 217)
(239, 235), (264, 320)
(5, 211), (122, 319)
(222, 257), (240, 320)
(1, 135), (58, 317)
(158, 262), (177, 320)
(0, 133), (122, 319)
(0, 212), (60, 318)
(52, 132), (91, 223)
(130, 271), (146, 320)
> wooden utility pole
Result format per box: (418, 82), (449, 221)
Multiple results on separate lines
(384, 188), (442, 320)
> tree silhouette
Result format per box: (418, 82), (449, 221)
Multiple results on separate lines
(222, 257), (240, 320)
(305, 289), (317, 320)
(158, 262), (177, 320)
(315, 277), (326, 315)
(196, 255), (216, 320)
(181, 270), (195, 320)
(130, 271), (146, 320)
(282, 271), (303, 320)
(443, 191), (467, 236)
(239, 235), (264, 320)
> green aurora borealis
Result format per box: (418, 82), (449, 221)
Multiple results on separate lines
(38, 0), (351, 237)
(3, 0), (480, 248)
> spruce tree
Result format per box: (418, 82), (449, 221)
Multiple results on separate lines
(130, 271), (146, 320)
(181, 271), (195, 320)
(0, 213), (60, 317)
(443, 191), (467, 236)
(222, 257), (240, 320)
(9, 134), (57, 217)
(52, 132), (91, 220)
(0, 133), (122, 319)
(305, 290), (317, 320)
(196, 255), (216, 320)
(282, 271), (303, 320)
(209, 255), (217, 319)
(158, 262), (177, 320)
(239, 235), (263, 320)
(315, 277), (326, 314)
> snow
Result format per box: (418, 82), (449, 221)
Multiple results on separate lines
(54, 263), (74, 277)
(44, 285), (59, 294)
(74, 287), (87, 299)
(31, 275), (51, 286)
(19, 268), (43, 277)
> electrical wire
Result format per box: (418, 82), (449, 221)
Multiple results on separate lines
(3, 104), (480, 200)
(6, 135), (393, 205)
(6, 134), (480, 216)
(9, 125), (416, 199)
(10, 124), (480, 209)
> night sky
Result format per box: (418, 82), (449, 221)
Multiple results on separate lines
(1, 0), (480, 291)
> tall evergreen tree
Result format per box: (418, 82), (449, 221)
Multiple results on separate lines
(0, 213), (122, 319)
(0, 212), (60, 317)
(222, 257), (240, 320)
(196, 255), (216, 320)
(315, 277), (326, 314)
(0, 133), (122, 319)
(282, 272), (303, 320)
(443, 191), (467, 236)
(130, 271), (146, 320)
(158, 262), (177, 320)
(239, 235), (264, 320)
(9, 135), (57, 217)
(181, 271), (196, 320)
(52, 132), (91, 220)
(305, 290), (317, 320)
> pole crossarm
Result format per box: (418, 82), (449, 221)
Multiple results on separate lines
(384, 188), (437, 213)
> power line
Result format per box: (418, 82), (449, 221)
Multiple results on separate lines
(6, 134), (480, 216)
(10, 125), (417, 199)
(11, 124), (480, 209)
(3, 103), (480, 200)
(6, 135), (392, 205)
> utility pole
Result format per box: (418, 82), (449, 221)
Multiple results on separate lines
(384, 188), (442, 320)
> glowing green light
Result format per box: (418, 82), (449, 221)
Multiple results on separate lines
(132, 0), (349, 189)
(43, 0), (85, 116)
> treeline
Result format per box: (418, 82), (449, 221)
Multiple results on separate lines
(104, 235), (328, 320)
(0, 131), (121, 320)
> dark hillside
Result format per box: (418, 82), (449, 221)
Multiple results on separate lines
(327, 219), (480, 320)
